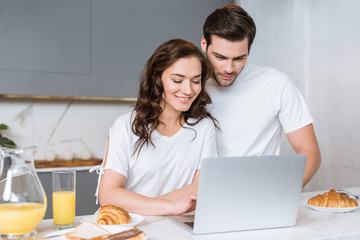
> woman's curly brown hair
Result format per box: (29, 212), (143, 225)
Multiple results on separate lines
(131, 39), (218, 155)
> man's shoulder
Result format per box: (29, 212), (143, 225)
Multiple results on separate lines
(245, 63), (287, 80)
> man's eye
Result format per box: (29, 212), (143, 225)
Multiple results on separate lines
(215, 56), (225, 60)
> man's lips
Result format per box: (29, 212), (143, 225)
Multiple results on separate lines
(219, 74), (234, 80)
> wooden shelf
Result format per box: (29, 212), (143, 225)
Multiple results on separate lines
(35, 159), (102, 168)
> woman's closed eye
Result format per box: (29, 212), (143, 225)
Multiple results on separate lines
(191, 75), (201, 84)
(191, 78), (201, 84)
(171, 78), (183, 84)
(171, 74), (201, 84)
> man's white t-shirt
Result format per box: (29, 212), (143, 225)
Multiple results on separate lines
(207, 63), (314, 157)
(101, 111), (217, 197)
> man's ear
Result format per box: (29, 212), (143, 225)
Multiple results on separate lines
(200, 37), (207, 53)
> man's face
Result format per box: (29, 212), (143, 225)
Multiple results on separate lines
(201, 35), (250, 87)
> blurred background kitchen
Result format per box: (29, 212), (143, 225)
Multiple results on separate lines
(1, 0), (359, 211)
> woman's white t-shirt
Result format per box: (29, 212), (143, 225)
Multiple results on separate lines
(101, 111), (217, 197)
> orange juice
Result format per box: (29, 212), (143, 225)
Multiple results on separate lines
(52, 191), (76, 225)
(0, 202), (47, 235)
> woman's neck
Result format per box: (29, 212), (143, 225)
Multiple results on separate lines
(157, 102), (184, 137)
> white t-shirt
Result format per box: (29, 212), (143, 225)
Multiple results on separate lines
(101, 111), (217, 197)
(207, 63), (314, 157)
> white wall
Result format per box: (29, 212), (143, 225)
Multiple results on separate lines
(238, 0), (360, 191)
(1, 0), (360, 192)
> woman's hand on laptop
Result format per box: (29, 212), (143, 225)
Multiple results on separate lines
(185, 192), (198, 213)
(170, 191), (198, 215)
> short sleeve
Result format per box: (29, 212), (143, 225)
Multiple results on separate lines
(278, 79), (314, 133)
(103, 113), (133, 178)
(198, 118), (217, 169)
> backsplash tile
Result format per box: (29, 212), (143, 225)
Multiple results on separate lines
(0, 99), (133, 160)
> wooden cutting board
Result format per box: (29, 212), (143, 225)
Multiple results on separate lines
(35, 158), (102, 168)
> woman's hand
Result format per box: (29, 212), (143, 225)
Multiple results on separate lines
(100, 169), (198, 216)
(170, 192), (198, 215)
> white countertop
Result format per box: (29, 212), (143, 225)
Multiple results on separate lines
(35, 166), (94, 172)
(36, 187), (360, 240)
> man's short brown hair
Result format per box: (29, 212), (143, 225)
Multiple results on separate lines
(203, 4), (256, 51)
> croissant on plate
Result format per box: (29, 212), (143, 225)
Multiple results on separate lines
(307, 189), (358, 208)
(96, 204), (132, 225)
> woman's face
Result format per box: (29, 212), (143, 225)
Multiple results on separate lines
(161, 56), (202, 114)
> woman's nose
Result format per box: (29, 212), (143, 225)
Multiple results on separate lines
(181, 80), (193, 95)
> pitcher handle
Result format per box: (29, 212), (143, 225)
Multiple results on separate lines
(3, 168), (13, 201)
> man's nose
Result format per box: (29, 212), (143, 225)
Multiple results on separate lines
(224, 60), (234, 73)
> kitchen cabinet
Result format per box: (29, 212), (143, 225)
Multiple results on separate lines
(0, 0), (232, 99)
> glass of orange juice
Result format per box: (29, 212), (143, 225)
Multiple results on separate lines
(52, 170), (76, 229)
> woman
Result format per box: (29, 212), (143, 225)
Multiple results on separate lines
(97, 39), (218, 216)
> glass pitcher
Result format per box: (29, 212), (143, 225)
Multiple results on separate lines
(0, 146), (47, 239)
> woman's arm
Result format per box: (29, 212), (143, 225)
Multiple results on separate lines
(157, 170), (200, 200)
(98, 169), (197, 216)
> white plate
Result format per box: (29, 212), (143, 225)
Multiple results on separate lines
(306, 203), (360, 213)
(80, 212), (144, 229)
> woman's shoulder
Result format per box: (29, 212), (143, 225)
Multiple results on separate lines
(187, 116), (216, 129)
(112, 111), (135, 129)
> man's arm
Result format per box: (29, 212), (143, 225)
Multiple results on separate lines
(286, 124), (321, 187)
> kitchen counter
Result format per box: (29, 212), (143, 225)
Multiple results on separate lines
(36, 187), (360, 240)
(34, 159), (102, 218)
(35, 159), (102, 172)
(36, 166), (94, 173)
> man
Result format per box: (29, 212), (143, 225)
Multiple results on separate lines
(201, 4), (321, 187)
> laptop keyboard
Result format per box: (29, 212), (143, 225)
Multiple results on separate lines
(184, 222), (194, 229)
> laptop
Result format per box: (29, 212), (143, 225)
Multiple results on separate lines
(169, 155), (306, 234)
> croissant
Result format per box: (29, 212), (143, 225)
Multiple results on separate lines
(307, 189), (358, 208)
(96, 205), (132, 225)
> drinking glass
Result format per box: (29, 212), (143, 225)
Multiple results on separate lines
(52, 170), (76, 229)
